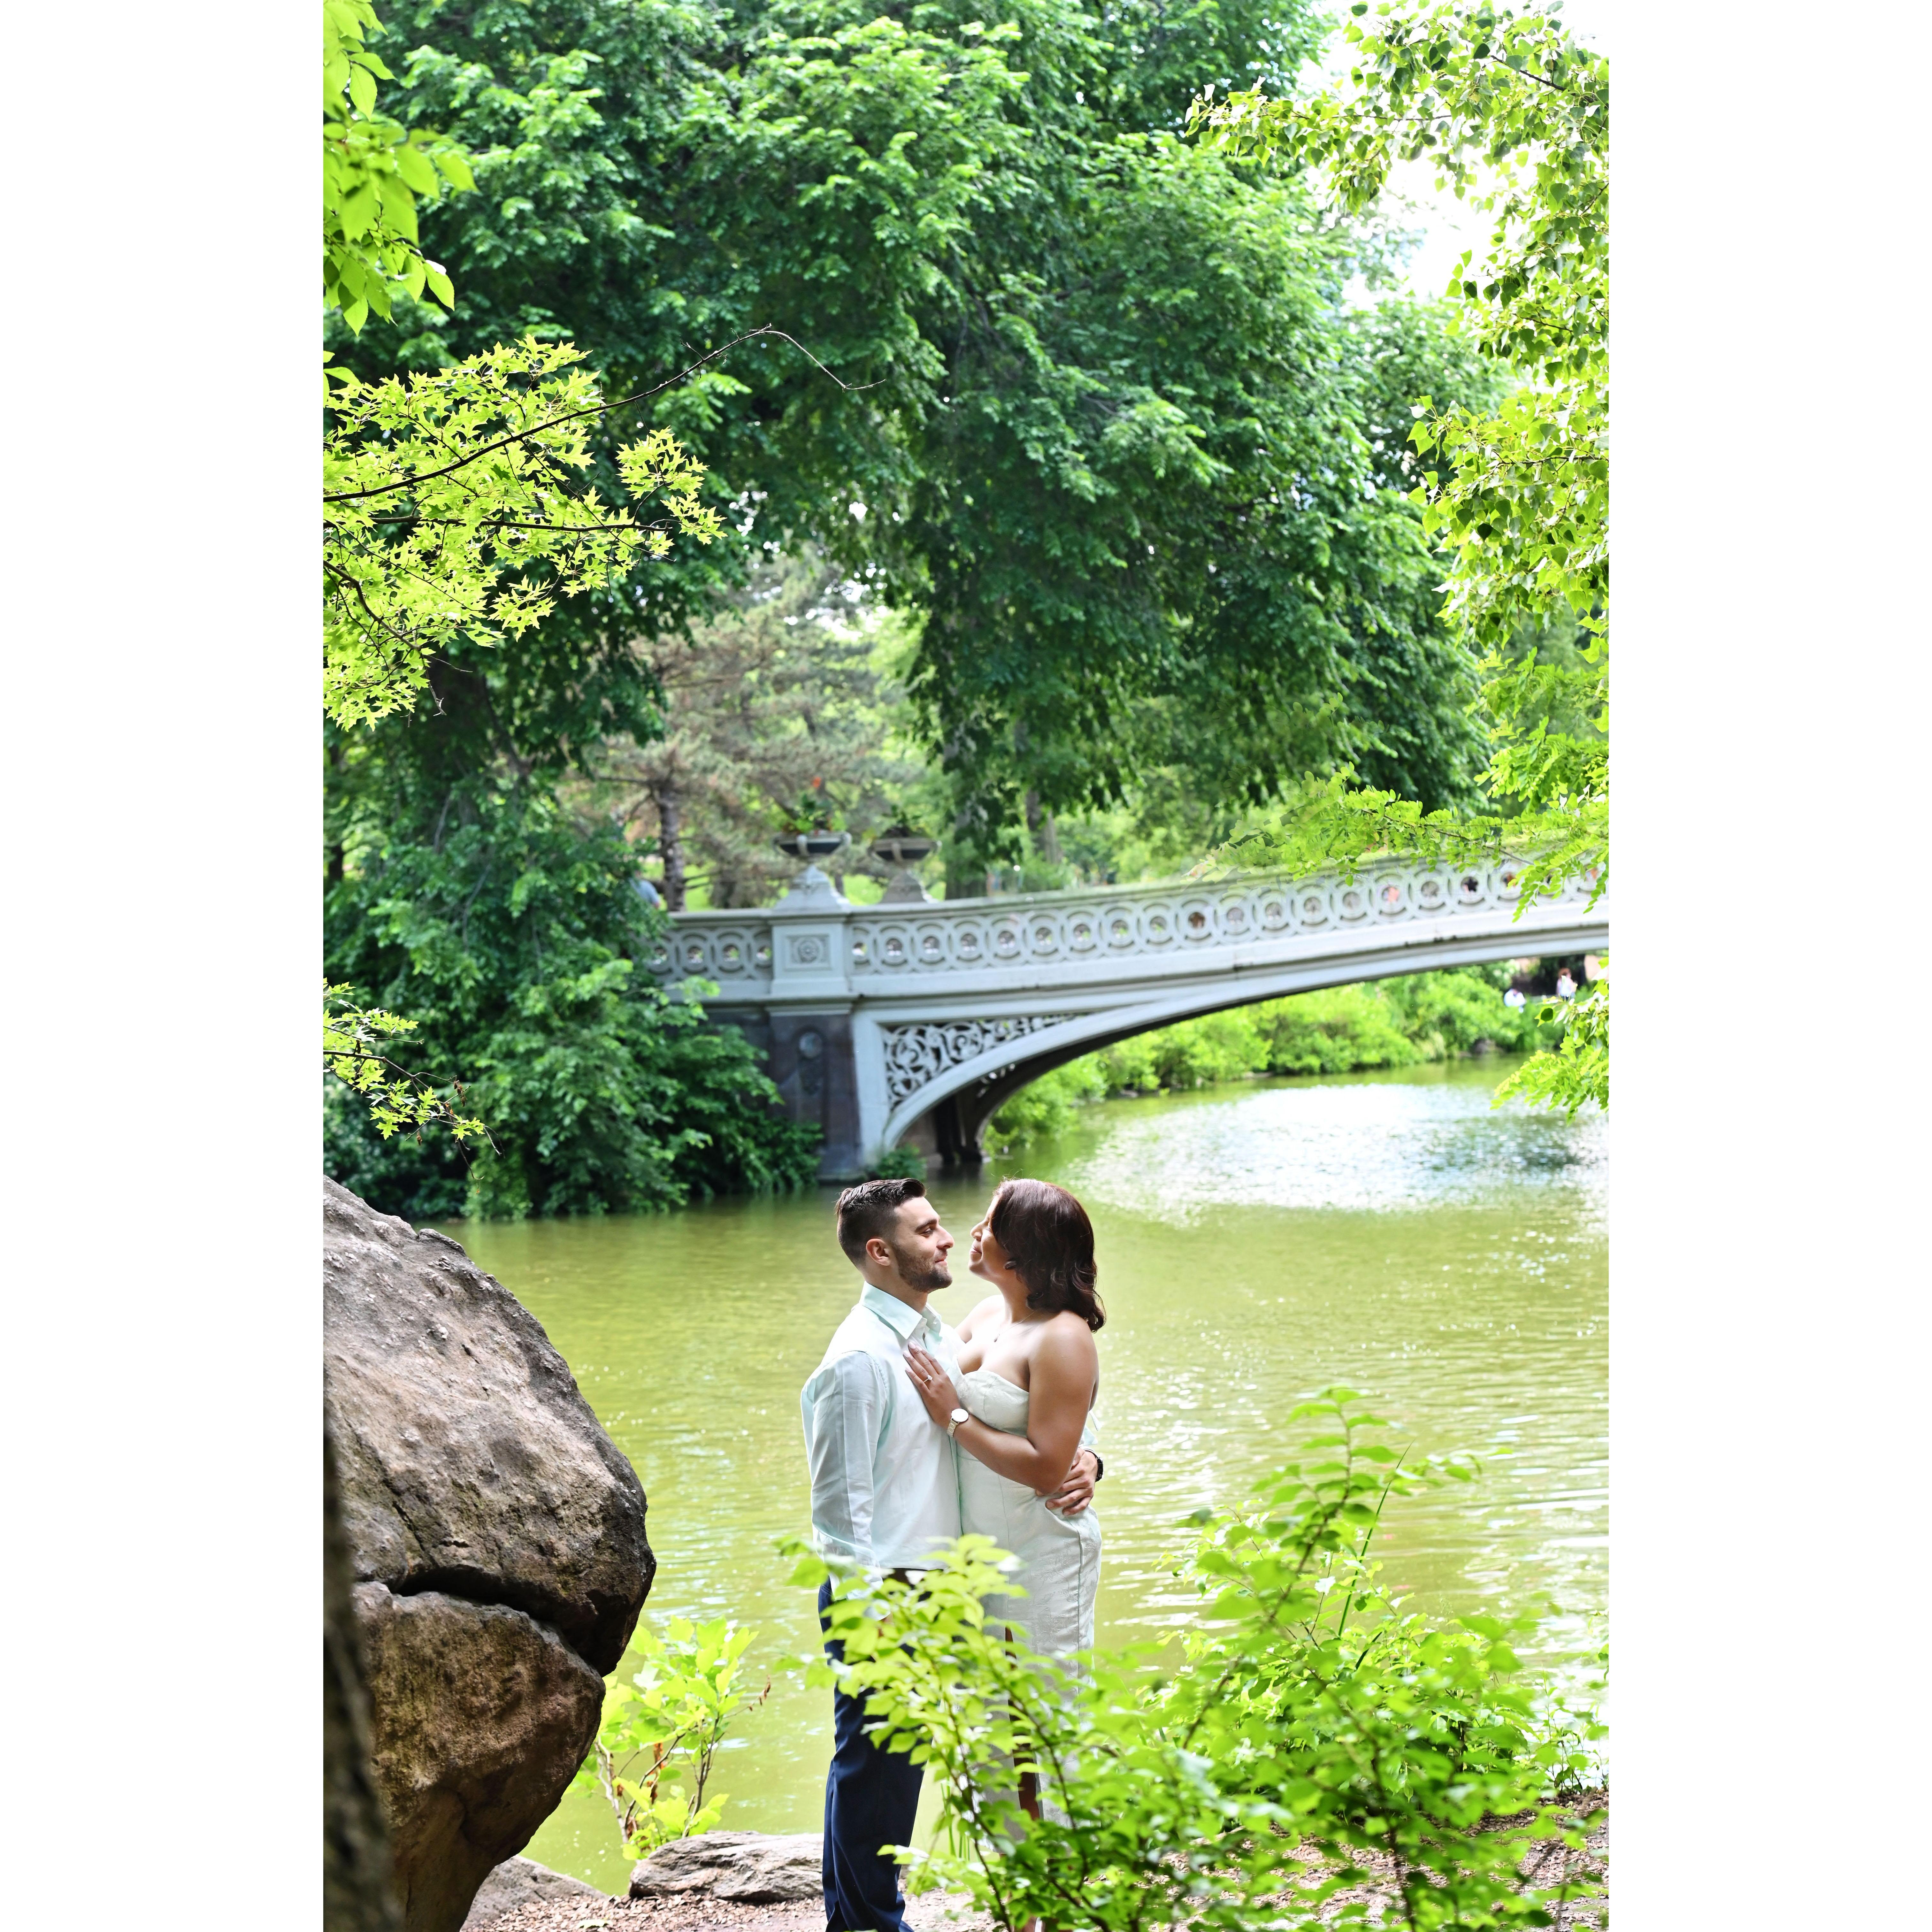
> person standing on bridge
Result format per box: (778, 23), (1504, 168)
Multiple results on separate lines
(801, 1177), (1100, 1932)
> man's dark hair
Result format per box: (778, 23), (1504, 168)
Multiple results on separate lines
(835, 1176), (928, 1268)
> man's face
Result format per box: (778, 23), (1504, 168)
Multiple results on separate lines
(881, 1196), (954, 1292)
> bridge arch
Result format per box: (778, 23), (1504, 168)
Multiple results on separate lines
(648, 862), (1608, 1179)
(885, 930), (1600, 1164)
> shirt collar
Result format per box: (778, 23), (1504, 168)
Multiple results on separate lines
(861, 1283), (940, 1344)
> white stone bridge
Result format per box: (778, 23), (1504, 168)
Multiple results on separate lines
(646, 861), (1609, 1179)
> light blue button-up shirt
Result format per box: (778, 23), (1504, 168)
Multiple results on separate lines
(800, 1284), (965, 1572)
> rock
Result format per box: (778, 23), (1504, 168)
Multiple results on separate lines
(463, 1857), (609, 1927)
(325, 1425), (403, 1932)
(324, 1178), (654, 1672)
(355, 1583), (607, 1932)
(325, 1178), (655, 1932)
(630, 1832), (824, 1905)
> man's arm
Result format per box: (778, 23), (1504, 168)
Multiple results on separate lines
(804, 1351), (889, 1567)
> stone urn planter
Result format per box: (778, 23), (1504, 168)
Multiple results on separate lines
(773, 828), (851, 865)
(870, 828), (939, 904)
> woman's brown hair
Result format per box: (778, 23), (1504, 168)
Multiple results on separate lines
(987, 1179), (1105, 1331)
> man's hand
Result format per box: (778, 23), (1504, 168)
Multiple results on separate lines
(1042, 1448), (1099, 1515)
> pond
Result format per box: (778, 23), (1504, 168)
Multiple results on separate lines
(440, 1055), (1607, 1891)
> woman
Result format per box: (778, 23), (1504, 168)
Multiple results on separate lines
(904, 1177), (1104, 1659)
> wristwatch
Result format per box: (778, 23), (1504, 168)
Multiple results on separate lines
(947, 1407), (970, 1439)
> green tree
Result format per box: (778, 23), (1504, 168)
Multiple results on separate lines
(1196, 0), (1609, 1113)
(323, 751), (820, 1219)
(324, 0), (471, 329)
(342, 0), (1503, 862)
(573, 549), (921, 909)
(322, 3), (815, 1198)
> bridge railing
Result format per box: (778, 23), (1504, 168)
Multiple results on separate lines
(643, 861), (1600, 999)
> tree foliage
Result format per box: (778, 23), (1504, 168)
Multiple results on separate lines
(323, 0), (472, 329)
(341, 0), (1506, 857)
(322, 981), (490, 1147)
(324, 756), (821, 1220)
(324, 339), (721, 728)
(1196, 1), (1608, 1112)
(576, 548), (920, 909)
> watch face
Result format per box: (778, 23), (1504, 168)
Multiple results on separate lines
(950, 1408), (970, 1424)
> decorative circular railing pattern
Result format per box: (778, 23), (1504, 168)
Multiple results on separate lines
(642, 925), (773, 981)
(845, 864), (1544, 975)
(642, 862), (1587, 993)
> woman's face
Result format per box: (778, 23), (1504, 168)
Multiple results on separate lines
(968, 1207), (1013, 1285)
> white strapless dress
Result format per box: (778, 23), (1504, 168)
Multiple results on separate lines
(957, 1369), (1101, 1660)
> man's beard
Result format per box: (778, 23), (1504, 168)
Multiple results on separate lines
(892, 1244), (951, 1292)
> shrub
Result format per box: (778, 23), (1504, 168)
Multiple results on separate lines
(985, 1061), (1108, 1153)
(1250, 982), (1423, 1075)
(324, 787), (820, 1219)
(1096, 1009), (1271, 1092)
(793, 1393), (1606, 1932)
(573, 1617), (771, 1859)
(1380, 961), (1545, 1057)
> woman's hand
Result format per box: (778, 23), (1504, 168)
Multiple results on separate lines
(902, 1344), (958, 1428)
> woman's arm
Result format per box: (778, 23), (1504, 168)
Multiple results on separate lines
(906, 1325), (1096, 1493)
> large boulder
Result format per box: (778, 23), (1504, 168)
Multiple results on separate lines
(325, 1178), (654, 1932)
(630, 1832), (824, 1904)
(324, 1427), (403, 1932)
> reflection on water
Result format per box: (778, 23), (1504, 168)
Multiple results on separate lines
(1071, 1070), (1606, 1215)
(443, 1057), (1606, 1888)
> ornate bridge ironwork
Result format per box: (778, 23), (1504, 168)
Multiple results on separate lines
(646, 861), (1608, 1178)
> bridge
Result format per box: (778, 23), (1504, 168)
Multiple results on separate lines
(645, 860), (1609, 1179)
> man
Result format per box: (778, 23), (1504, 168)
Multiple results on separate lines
(801, 1176), (1099, 1932)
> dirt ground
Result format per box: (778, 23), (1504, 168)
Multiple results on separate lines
(478, 1798), (1607, 1932)
(474, 1891), (990, 1932)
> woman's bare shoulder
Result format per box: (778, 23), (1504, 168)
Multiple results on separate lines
(1039, 1311), (1099, 1364)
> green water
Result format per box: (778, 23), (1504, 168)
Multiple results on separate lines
(441, 1057), (1607, 1890)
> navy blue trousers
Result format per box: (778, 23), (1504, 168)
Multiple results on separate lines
(819, 1577), (924, 1932)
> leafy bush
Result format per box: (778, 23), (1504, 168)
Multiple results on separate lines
(792, 1393), (1605, 1932)
(1380, 965), (1542, 1059)
(1250, 982), (1424, 1076)
(324, 784), (819, 1219)
(983, 1061), (1109, 1153)
(574, 1617), (770, 1858)
(869, 1143), (931, 1180)
(1095, 1009), (1272, 1093)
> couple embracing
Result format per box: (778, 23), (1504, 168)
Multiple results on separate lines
(799, 1175), (1106, 1932)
